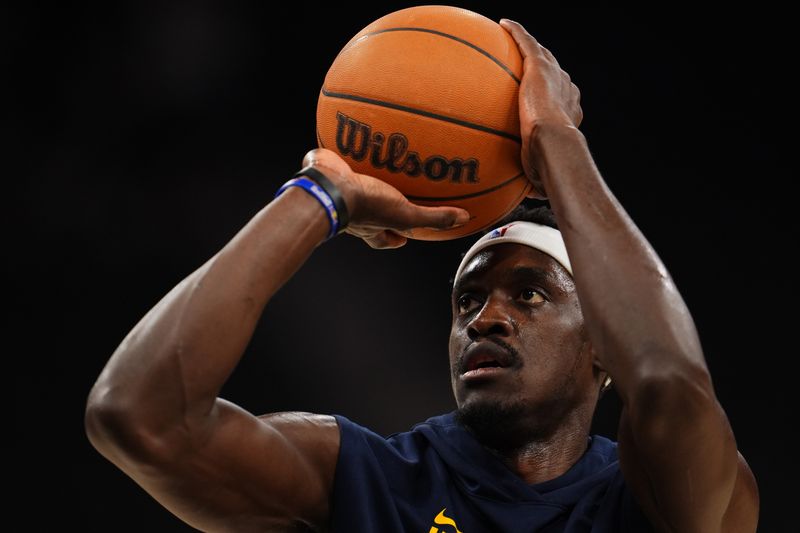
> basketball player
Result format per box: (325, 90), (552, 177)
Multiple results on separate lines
(85, 19), (758, 531)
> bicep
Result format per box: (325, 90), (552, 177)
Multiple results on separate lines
(617, 391), (758, 532)
(119, 400), (340, 531)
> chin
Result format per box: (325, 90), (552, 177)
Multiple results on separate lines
(455, 397), (532, 452)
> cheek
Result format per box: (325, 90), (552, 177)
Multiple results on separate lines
(519, 310), (585, 366)
(448, 324), (462, 363)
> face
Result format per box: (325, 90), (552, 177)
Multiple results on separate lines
(449, 243), (602, 440)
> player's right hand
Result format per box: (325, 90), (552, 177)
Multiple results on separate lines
(300, 148), (470, 249)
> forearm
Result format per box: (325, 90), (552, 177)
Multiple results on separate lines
(87, 188), (329, 447)
(534, 125), (710, 398)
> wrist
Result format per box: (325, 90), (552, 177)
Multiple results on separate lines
(273, 187), (332, 243)
(528, 121), (587, 187)
(321, 171), (362, 226)
(275, 167), (352, 239)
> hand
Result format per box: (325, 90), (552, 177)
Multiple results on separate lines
(500, 19), (583, 198)
(301, 148), (470, 249)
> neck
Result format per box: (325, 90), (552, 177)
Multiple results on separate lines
(491, 420), (589, 484)
(457, 400), (594, 485)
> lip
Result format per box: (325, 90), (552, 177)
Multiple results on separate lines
(459, 340), (516, 377)
(460, 366), (512, 382)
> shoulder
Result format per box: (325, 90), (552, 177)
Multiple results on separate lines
(330, 412), (461, 468)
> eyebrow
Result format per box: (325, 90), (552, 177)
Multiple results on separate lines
(453, 265), (558, 295)
(508, 265), (558, 285)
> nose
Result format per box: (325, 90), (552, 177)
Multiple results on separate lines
(467, 294), (513, 341)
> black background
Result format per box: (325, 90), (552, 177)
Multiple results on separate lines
(12, 2), (795, 531)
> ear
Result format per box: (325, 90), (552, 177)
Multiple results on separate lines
(584, 340), (613, 394)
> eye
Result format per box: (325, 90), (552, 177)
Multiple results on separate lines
(456, 294), (480, 314)
(520, 288), (545, 304)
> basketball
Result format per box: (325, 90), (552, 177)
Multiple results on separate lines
(316, 5), (529, 240)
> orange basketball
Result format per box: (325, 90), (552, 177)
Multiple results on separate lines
(316, 5), (529, 240)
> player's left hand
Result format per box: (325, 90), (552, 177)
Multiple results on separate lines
(500, 19), (583, 198)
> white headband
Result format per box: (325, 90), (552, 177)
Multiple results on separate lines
(453, 221), (572, 286)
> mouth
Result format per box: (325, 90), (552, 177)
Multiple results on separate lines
(458, 340), (518, 382)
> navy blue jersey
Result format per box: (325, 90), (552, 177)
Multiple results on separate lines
(330, 411), (653, 532)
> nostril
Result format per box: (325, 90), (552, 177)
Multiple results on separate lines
(468, 320), (509, 340)
(486, 323), (506, 336)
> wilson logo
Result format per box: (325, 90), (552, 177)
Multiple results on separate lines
(335, 111), (480, 184)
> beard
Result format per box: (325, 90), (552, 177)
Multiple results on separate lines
(455, 398), (539, 453)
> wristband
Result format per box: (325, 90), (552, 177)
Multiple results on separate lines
(292, 167), (350, 233)
(275, 177), (340, 239)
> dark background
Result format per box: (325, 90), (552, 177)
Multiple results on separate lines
(12, 2), (795, 531)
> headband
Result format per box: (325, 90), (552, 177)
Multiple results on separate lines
(453, 221), (572, 286)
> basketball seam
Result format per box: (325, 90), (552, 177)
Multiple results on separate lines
(320, 88), (521, 143)
(465, 178), (532, 235)
(497, 177), (531, 220)
(346, 27), (521, 84)
(404, 172), (526, 201)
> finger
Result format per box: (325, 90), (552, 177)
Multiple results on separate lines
(362, 230), (408, 250)
(570, 82), (583, 127)
(499, 19), (543, 59)
(302, 147), (340, 167)
(302, 149), (351, 179)
(301, 148), (325, 168)
(574, 106), (584, 128)
(525, 188), (547, 200)
(539, 44), (559, 67)
(396, 203), (471, 231)
(535, 42), (563, 72)
(523, 171), (547, 199)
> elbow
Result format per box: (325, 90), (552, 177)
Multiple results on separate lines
(85, 385), (175, 465)
(85, 386), (130, 454)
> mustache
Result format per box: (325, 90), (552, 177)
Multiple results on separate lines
(456, 337), (521, 376)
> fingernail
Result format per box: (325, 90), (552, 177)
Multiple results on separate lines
(452, 211), (471, 227)
(499, 18), (516, 25)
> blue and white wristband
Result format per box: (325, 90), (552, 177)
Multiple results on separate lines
(275, 166), (350, 240)
(275, 176), (340, 239)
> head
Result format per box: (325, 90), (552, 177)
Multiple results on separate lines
(448, 204), (610, 451)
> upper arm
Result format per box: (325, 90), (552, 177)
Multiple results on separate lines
(112, 400), (340, 532)
(616, 380), (759, 533)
